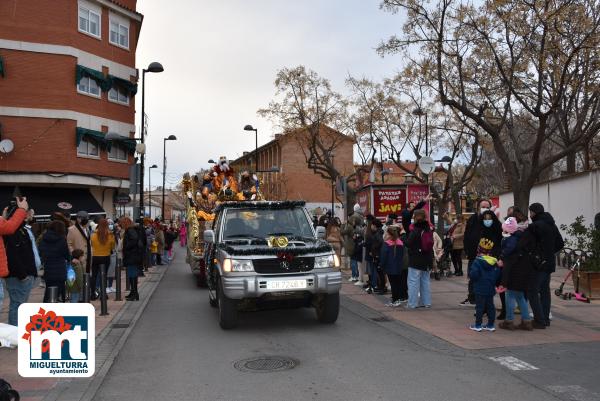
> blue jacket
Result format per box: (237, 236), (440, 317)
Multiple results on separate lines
(379, 239), (404, 275)
(468, 255), (501, 297)
(500, 232), (521, 261)
(38, 229), (70, 282)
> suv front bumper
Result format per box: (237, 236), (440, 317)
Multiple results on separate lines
(221, 270), (342, 299)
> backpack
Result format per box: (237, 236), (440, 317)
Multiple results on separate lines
(420, 229), (434, 253)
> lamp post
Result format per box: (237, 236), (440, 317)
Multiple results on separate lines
(162, 135), (177, 222)
(148, 164), (158, 218)
(244, 125), (258, 172)
(329, 151), (335, 218)
(139, 62), (164, 220)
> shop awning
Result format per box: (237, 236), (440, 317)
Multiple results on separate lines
(0, 186), (105, 222)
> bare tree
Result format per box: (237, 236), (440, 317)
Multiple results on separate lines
(379, 0), (600, 210)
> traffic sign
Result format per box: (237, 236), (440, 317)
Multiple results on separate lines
(418, 156), (435, 175)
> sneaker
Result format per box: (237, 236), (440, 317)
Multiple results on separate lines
(366, 288), (373, 294)
(385, 301), (395, 307)
(484, 324), (496, 332)
(347, 277), (355, 282)
(549, 312), (553, 320)
(392, 300), (404, 307)
(354, 280), (364, 286)
(469, 324), (483, 332)
(459, 299), (475, 307)
(398, 298), (408, 304)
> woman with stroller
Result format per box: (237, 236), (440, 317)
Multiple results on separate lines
(450, 215), (466, 276)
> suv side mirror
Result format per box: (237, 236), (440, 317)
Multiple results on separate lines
(204, 229), (215, 244)
(316, 226), (326, 239)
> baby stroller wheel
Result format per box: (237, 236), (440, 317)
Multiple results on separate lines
(554, 288), (562, 296)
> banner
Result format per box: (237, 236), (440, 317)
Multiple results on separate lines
(373, 188), (406, 218)
(356, 189), (370, 214)
(406, 184), (430, 217)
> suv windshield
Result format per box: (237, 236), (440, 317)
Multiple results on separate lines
(222, 207), (314, 240)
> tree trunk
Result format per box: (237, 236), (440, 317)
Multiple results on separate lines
(436, 197), (447, 236)
(566, 152), (577, 174)
(452, 191), (462, 216)
(512, 184), (531, 214)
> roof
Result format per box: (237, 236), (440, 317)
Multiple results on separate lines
(231, 124), (353, 165)
(215, 200), (306, 212)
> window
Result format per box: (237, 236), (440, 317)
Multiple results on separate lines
(108, 143), (128, 161)
(77, 138), (99, 157)
(78, 6), (101, 38)
(77, 76), (101, 97)
(110, 20), (129, 49)
(108, 86), (129, 105)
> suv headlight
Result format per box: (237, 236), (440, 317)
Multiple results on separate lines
(222, 258), (254, 272)
(314, 254), (340, 269)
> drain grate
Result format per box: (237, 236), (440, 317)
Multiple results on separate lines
(233, 356), (298, 373)
(370, 316), (391, 322)
(112, 323), (130, 329)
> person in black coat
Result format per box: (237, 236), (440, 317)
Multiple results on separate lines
(527, 203), (564, 329)
(122, 218), (146, 301)
(461, 201), (503, 307)
(400, 195), (430, 234)
(38, 220), (70, 302)
(405, 209), (434, 309)
(369, 219), (386, 294)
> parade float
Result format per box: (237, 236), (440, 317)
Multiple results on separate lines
(182, 157), (262, 287)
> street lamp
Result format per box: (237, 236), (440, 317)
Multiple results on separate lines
(244, 124), (258, 172)
(162, 134), (177, 222)
(329, 151), (335, 218)
(139, 61), (164, 220)
(148, 164), (158, 218)
(436, 156), (452, 163)
(412, 108), (428, 157)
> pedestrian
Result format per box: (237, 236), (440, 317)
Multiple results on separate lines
(68, 249), (85, 303)
(405, 209), (434, 309)
(527, 203), (564, 329)
(349, 204), (366, 285)
(38, 220), (70, 302)
(363, 217), (377, 293)
(90, 218), (115, 300)
(340, 219), (355, 274)
(67, 211), (93, 275)
(166, 226), (178, 262)
(0, 197), (29, 322)
(498, 217), (534, 331)
(369, 218), (386, 294)
(380, 225), (404, 307)
(400, 195), (430, 234)
(179, 223), (187, 247)
(326, 218), (343, 264)
(449, 214), (466, 276)
(461, 201), (502, 308)
(155, 225), (165, 265)
(432, 229), (444, 280)
(468, 238), (501, 332)
(121, 217), (145, 301)
(4, 197), (37, 326)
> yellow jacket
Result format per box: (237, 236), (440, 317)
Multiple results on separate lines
(91, 232), (115, 257)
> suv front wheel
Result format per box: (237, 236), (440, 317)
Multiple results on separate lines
(217, 277), (238, 329)
(315, 293), (340, 324)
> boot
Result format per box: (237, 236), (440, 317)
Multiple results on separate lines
(125, 278), (136, 300)
(499, 320), (516, 331)
(518, 320), (533, 331)
(127, 277), (139, 301)
(532, 320), (546, 329)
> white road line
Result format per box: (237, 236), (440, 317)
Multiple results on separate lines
(548, 385), (600, 401)
(489, 356), (539, 371)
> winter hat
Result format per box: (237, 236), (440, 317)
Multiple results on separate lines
(502, 217), (519, 234)
(529, 203), (544, 214)
(353, 203), (362, 213)
(477, 238), (494, 255)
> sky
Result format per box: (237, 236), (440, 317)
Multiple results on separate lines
(135, 0), (406, 188)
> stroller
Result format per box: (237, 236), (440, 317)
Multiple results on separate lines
(432, 233), (453, 280)
(555, 248), (592, 303)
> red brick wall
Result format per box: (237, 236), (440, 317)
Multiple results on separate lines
(0, 50), (135, 123)
(0, 116), (131, 179)
(0, 0), (140, 66)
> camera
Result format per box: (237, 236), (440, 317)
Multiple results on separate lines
(5, 199), (18, 219)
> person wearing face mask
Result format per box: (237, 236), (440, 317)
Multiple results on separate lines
(67, 211), (93, 275)
(461, 200), (502, 307)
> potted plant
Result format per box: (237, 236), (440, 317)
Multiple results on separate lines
(560, 216), (600, 299)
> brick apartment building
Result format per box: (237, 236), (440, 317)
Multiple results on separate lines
(0, 0), (142, 221)
(230, 125), (355, 218)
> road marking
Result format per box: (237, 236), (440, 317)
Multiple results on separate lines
(489, 356), (539, 371)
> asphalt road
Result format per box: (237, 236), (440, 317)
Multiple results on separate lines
(92, 255), (598, 401)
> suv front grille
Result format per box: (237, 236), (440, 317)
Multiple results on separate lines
(253, 257), (315, 274)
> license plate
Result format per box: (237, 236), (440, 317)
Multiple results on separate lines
(266, 280), (307, 290)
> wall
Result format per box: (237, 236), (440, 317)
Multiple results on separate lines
(499, 170), (600, 235)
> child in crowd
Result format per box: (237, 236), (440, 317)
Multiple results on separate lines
(68, 249), (85, 303)
(469, 238), (501, 332)
(498, 217), (533, 331)
(379, 225), (404, 307)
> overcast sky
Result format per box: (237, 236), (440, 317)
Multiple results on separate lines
(136, 0), (405, 188)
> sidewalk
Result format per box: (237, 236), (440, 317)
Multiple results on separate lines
(341, 266), (600, 350)
(0, 261), (170, 401)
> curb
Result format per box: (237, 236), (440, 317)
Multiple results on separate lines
(41, 264), (169, 401)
